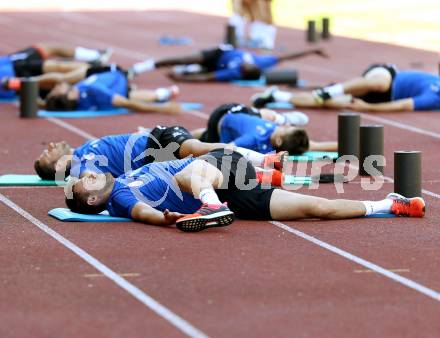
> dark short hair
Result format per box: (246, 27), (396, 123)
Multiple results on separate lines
(241, 64), (262, 80)
(281, 129), (310, 155)
(65, 189), (105, 215)
(34, 160), (55, 180)
(45, 94), (78, 111)
(34, 160), (71, 180)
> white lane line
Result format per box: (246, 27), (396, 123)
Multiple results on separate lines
(270, 221), (440, 302)
(361, 113), (440, 140)
(0, 192), (209, 338)
(46, 117), (97, 141)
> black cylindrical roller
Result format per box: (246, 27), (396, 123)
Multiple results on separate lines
(225, 25), (237, 48)
(19, 78), (39, 118)
(394, 151), (422, 197)
(338, 112), (360, 158)
(359, 125), (384, 176)
(264, 69), (298, 86)
(306, 20), (317, 43)
(322, 17), (330, 39)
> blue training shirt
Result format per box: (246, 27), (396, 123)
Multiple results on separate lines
(70, 133), (150, 178)
(76, 70), (128, 110)
(220, 113), (276, 153)
(0, 56), (16, 98)
(214, 49), (279, 81)
(392, 71), (440, 111)
(106, 158), (202, 218)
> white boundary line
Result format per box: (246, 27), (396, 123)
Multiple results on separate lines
(270, 221), (440, 302)
(0, 192), (209, 338)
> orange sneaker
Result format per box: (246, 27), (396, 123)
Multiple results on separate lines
(176, 203), (234, 232)
(262, 151), (287, 170)
(256, 168), (284, 186)
(387, 193), (425, 218)
(1, 77), (21, 91)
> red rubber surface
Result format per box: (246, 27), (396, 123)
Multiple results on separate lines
(1, 10), (439, 338)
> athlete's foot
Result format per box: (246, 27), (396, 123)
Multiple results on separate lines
(176, 203), (234, 232)
(387, 193), (425, 217)
(262, 151), (288, 170)
(1, 77), (21, 91)
(281, 111), (309, 126)
(251, 86), (278, 108)
(256, 168), (284, 186)
(98, 48), (114, 64)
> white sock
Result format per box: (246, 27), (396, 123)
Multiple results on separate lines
(229, 13), (246, 42)
(273, 90), (293, 102)
(324, 84), (344, 98)
(362, 199), (393, 216)
(273, 113), (287, 125)
(155, 88), (172, 102)
(235, 147), (265, 166)
(281, 111), (309, 126)
(74, 47), (101, 62)
(199, 188), (222, 205)
(132, 59), (155, 74)
(261, 23), (276, 49)
(250, 21), (265, 42)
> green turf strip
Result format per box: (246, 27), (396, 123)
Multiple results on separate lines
(288, 151), (338, 162)
(0, 174), (65, 186)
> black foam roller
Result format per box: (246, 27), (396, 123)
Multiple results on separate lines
(307, 20), (317, 43)
(264, 69), (298, 86)
(322, 17), (330, 39)
(19, 78), (38, 118)
(225, 24), (237, 48)
(394, 151), (422, 197)
(359, 125), (384, 176)
(338, 112), (360, 158)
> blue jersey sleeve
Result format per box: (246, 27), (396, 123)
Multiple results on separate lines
(233, 134), (257, 149)
(214, 68), (242, 81)
(412, 92), (440, 111)
(253, 55), (279, 70)
(107, 188), (139, 218)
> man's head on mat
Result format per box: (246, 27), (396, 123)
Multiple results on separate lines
(45, 82), (79, 111)
(65, 172), (114, 214)
(34, 141), (72, 180)
(240, 62), (262, 80)
(271, 126), (309, 155)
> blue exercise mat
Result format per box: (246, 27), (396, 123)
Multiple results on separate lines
(158, 35), (193, 46)
(265, 102), (295, 109)
(38, 108), (130, 118)
(0, 97), (17, 103)
(232, 77), (267, 87)
(365, 213), (396, 218)
(48, 208), (131, 222)
(288, 151), (338, 162)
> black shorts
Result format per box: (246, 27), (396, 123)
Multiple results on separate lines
(359, 63), (398, 103)
(200, 149), (275, 220)
(10, 46), (46, 77)
(200, 44), (234, 71)
(145, 126), (194, 163)
(200, 103), (260, 143)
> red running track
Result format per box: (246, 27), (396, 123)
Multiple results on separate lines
(0, 10), (439, 338)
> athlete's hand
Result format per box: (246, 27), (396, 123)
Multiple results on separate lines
(163, 209), (185, 225)
(314, 48), (329, 58)
(347, 98), (371, 111)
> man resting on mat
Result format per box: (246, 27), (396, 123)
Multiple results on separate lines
(65, 149), (425, 232)
(191, 103), (337, 155)
(35, 126), (284, 183)
(0, 43), (112, 98)
(251, 64), (440, 112)
(136, 44), (327, 82)
(41, 66), (180, 114)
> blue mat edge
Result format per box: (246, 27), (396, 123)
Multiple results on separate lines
(48, 208), (131, 222)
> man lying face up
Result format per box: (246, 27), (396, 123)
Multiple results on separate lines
(65, 149), (425, 232)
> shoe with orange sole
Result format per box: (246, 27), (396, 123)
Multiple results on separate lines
(387, 193), (425, 217)
(176, 203), (234, 232)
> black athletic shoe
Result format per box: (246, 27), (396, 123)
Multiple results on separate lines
(311, 88), (332, 104)
(251, 86), (278, 108)
(176, 203), (234, 232)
